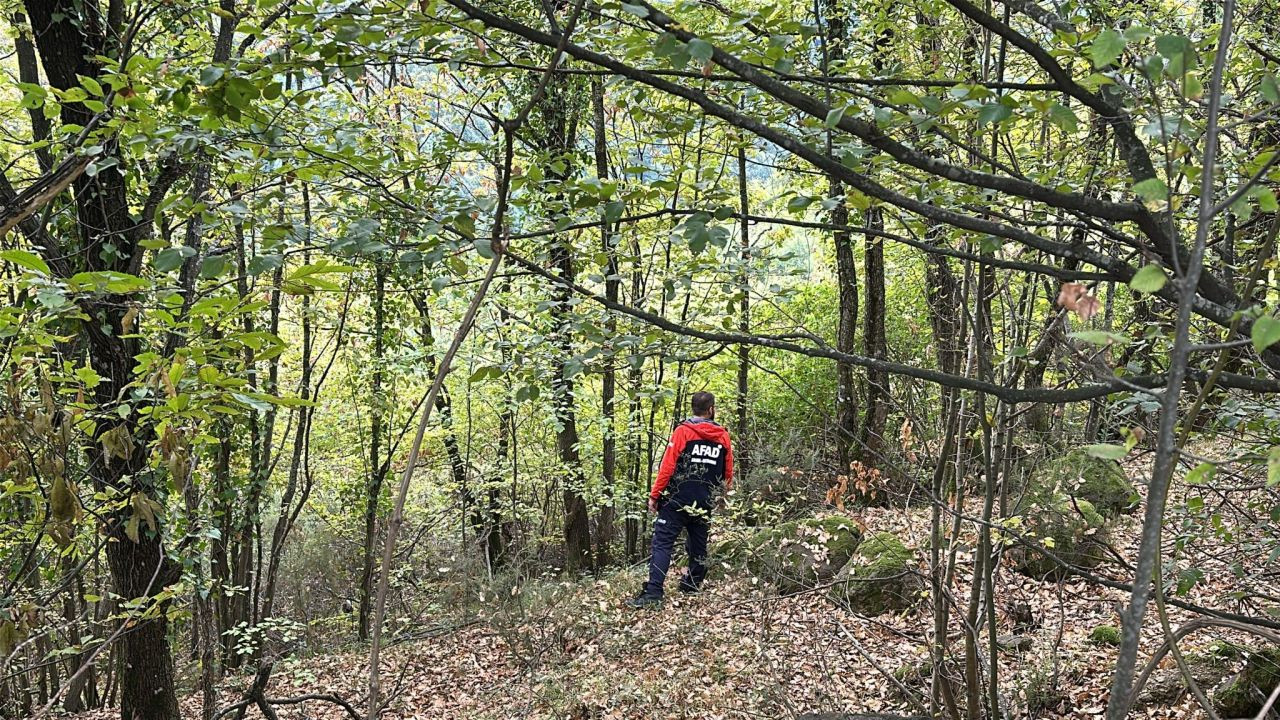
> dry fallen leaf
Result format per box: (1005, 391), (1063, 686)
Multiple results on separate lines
(1058, 282), (1102, 321)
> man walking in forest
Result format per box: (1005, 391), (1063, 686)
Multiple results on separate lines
(629, 391), (734, 608)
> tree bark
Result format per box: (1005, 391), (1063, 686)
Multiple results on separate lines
(735, 142), (751, 483)
(819, 0), (859, 472)
(592, 78), (618, 567)
(859, 206), (889, 466)
(358, 263), (388, 640)
(538, 72), (594, 572)
(21, 1), (182, 716)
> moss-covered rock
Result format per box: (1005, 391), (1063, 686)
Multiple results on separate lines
(1087, 625), (1121, 646)
(1213, 647), (1280, 717)
(1135, 651), (1233, 708)
(1009, 494), (1110, 579)
(746, 515), (862, 592)
(828, 531), (922, 615)
(1032, 449), (1137, 517)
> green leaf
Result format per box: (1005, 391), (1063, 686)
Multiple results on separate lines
(200, 255), (227, 279)
(153, 247), (194, 273)
(1133, 177), (1168, 201)
(200, 66), (225, 86)
(1084, 443), (1128, 460)
(1068, 330), (1130, 346)
(1133, 177), (1170, 210)
(620, 2), (648, 18)
(1130, 264), (1167, 293)
(604, 200), (625, 224)
(688, 224), (709, 253)
(1181, 74), (1203, 99)
(1175, 567), (1204, 595)
(78, 75), (103, 97)
(1262, 73), (1280, 105)
(74, 366), (102, 389)
(1185, 462), (1215, 485)
(18, 83), (47, 110)
(824, 105), (846, 129)
(1123, 25), (1152, 42)
(68, 271), (148, 294)
(1090, 28), (1126, 68)
(230, 392), (272, 412)
(468, 365), (502, 383)
(687, 38), (714, 63)
(1268, 447), (1280, 487)
(786, 195), (814, 213)
(1252, 314), (1280, 352)
(1257, 187), (1278, 213)
(248, 254), (283, 276)
(0, 250), (51, 276)
(976, 102), (1011, 125)
(888, 88), (921, 106)
(1048, 102), (1079, 133)
(1155, 34), (1195, 77)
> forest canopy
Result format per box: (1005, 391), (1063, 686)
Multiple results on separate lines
(1, 0), (1278, 718)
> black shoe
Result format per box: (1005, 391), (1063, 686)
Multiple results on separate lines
(627, 593), (662, 609)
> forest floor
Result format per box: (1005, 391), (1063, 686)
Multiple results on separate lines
(71, 494), (1253, 720)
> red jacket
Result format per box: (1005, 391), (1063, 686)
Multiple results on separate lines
(650, 417), (733, 507)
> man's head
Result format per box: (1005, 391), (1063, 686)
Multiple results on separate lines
(691, 391), (715, 419)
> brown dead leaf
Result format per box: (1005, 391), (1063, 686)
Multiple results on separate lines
(1058, 282), (1102, 321)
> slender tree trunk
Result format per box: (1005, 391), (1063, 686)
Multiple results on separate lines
(735, 142), (751, 482)
(592, 79), (618, 567)
(858, 21), (893, 469)
(818, 0), (859, 471)
(358, 263), (388, 641)
(262, 202), (317, 622)
(1106, 6), (1235, 715)
(859, 206), (889, 466)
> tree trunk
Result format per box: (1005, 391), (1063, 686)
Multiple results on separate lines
(735, 142), (751, 482)
(537, 72), (594, 572)
(592, 79), (618, 567)
(104, 522), (180, 720)
(22, 1), (182, 716)
(819, 0), (859, 471)
(358, 263), (388, 640)
(859, 207), (889, 466)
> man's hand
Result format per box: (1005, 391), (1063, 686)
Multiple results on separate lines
(647, 497), (658, 513)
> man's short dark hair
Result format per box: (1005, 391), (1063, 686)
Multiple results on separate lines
(691, 391), (715, 417)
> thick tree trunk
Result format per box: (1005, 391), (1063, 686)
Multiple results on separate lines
(22, 2), (183, 716)
(104, 518), (180, 720)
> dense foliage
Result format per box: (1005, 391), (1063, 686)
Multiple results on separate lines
(0, 0), (1277, 718)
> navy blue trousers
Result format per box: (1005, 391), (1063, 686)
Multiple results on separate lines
(644, 503), (710, 597)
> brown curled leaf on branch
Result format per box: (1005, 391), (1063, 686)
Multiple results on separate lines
(1057, 282), (1102, 322)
